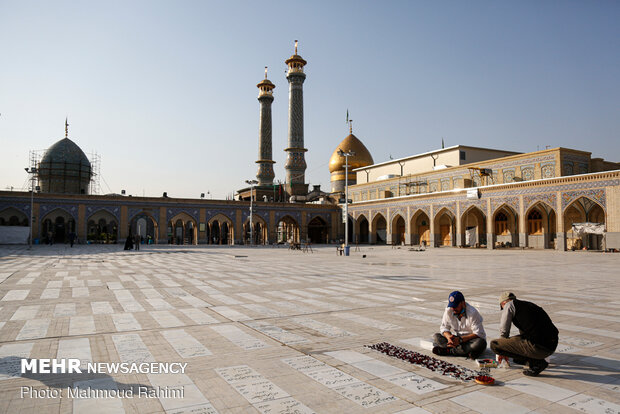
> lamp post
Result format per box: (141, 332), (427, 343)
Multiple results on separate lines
(245, 179), (258, 245)
(337, 149), (355, 256)
(24, 167), (37, 249)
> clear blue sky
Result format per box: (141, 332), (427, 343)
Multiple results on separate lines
(1, 1), (618, 199)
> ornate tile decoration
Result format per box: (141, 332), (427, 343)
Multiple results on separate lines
(433, 203), (456, 220)
(410, 205), (431, 220)
(502, 168), (515, 183)
(274, 210), (302, 224)
(491, 196), (519, 214)
(0, 202), (30, 216)
(521, 166), (534, 181)
(441, 179), (450, 191)
(166, 208), (199, 223)
(205, 210), (234, 223)
(371, 210), (387, 223)
(523, 193), (556, 212)
(578, 163), (588, 174)
(429, 181), (438, 192)
(307, 212), (332, 225)
(128, 208), (159, 224)
(561, 188), (606, 211)
(389, 208), (406, 221)
(563, 162), (574, 176)
(241, 210), (267, 223)
(353, 211), (369, 221)
(86, 206), (120, 220)
(459, 199), (486, 218)
(39, 204), (78, 220)
(541, 162), (556, 179)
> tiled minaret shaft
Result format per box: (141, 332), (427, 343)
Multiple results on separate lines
(284, 40), (308, 196)
(256, 67), (275, 185)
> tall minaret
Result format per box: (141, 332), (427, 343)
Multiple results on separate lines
(284, 40), (308, 197)
(256, 67), (275, 185)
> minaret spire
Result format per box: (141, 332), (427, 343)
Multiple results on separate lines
(256, 67), (276, 186)
(65, 117), (69, 138)
(284, 40), (308, 197)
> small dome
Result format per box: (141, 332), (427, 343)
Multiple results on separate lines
(329, 134), (374, 173)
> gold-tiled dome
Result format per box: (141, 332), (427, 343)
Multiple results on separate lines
(329, 134), (374, 173)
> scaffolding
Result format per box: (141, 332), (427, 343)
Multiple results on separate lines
(27, 149), (101, 194)
(468, 167), (495, 187)
(398, 174), (429, 196)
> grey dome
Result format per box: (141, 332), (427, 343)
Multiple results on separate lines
(38, 138), (92, 194)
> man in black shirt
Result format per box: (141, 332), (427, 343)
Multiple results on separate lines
(490, 291), (558, 376)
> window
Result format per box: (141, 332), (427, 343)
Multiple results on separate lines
(527, 210), (543, 235)
(460, 151), (466, 161)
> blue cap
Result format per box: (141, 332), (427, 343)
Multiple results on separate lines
(447, 291), (464, 308)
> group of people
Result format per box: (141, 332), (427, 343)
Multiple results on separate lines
(432, 290), (558, 377)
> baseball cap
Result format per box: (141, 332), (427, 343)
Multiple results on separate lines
(447, 291), (464, 308)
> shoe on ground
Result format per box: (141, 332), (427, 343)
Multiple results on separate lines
(432, 346), (449, 356)
(523, 359), (548, 376)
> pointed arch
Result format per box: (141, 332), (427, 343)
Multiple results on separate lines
(371, 212), (387, 245)
(410, 209), (431, 247)
(356, 214), (369, 244)
(564, 196), (606, 250)
(492, 204), (518, 247)
(525, 202), (556, 249)
(433, 207), (455, 247)
(460, 205), (487, 247)
(391, 214), (406, 245)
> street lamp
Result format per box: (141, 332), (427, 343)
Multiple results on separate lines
(245, 179), (258, 245)
(24, 167), (37, 249)
(337, 149), (355, 256)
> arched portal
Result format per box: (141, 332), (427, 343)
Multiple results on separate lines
(0, 208), (28, 226)
(526, 203), (555, 249)
(391, 215), (406, 245)
(564, 197), (606, 250)
(307, 216), (329, 244)
(493, 205), (518, 247)
(410, 210), (430, 247)
(40, 209), (75, 244)
(129, 213), (157, 244)
(433, 208), (455, 247)
(357, 215), (369, 244)
(208, 214), (234, 245)
(461, 206), (487, 247)
(244, 215), (268, 245)
(277, 215), (300, 244)
(86, 210), (118, 243)
(372, 213), (387, 245)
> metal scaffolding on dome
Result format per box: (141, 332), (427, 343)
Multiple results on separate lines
(27, 149), (101, 195)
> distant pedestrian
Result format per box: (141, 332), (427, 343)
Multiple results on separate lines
(69, 232), (76, 247)
(124, 235), (133, 250)
(134, 234), (141, 250)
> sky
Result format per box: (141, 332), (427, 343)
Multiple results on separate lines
(1, 1), (618, 199)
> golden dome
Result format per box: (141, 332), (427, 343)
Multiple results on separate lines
(329, 134), (374, 173)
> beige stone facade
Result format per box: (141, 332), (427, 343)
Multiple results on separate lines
(346, 147), (620, 250)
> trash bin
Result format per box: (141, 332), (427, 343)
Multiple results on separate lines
(344, 246), (350, 256)
(34, 239), (39, 245)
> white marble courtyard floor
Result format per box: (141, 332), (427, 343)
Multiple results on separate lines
(0, 244), (619, 414)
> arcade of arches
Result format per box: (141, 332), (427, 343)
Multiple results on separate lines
(349, 186), (615, 251)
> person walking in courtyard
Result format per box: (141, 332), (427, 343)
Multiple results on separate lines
(134, 234), (141, 250)
(69, 231), (76, 247)
(432, 291), (487, 358)
(491, 291), (558, 376)
(123, 235), (133, 250)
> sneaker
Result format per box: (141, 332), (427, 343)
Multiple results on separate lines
(432, 346), (449, 356)
(523, 359), (548, 376)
